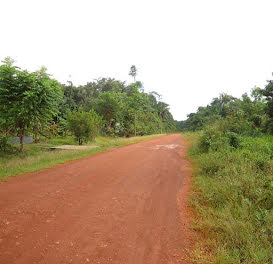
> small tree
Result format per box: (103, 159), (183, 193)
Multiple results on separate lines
(66, 109), (103, 145)
(0, 58), (62, 152)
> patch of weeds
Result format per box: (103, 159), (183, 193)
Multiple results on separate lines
(186, 133), (273, 264)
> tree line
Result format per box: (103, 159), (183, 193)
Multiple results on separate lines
(179, 81), (273, 136)
(0, 59), (177, 152)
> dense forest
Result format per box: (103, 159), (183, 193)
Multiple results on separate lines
(0, 58), (177, 152)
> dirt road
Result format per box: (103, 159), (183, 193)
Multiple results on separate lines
(0, 134), (193, 264)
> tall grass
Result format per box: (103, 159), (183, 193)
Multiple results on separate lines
(185, 133), (273, 264)
(0, 134), (163, 179)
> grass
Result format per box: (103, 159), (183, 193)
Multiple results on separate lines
(184, 132), (273, 264)
(0, 134), (164, 179)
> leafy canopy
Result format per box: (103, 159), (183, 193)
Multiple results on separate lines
(0, 58), (62, 151)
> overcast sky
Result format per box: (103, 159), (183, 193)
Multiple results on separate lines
(1, 0), (273, 120)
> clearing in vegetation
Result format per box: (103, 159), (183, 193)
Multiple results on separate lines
(0, 134), (193, 264)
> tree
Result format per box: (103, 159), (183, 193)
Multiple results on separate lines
(0, 59), (62, 151)
(66, 109), (103, 145)
(58, 72), (177, 137)
(156, 102), (170, 133)
(263, 82), (273, 117)
(95, 92), (120, 134)
(262, 81), (273, 133)
(129, 65), (137, 83)
(124, 84), (145, 136)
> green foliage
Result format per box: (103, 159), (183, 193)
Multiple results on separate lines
(180, 71), (273, 263)
(0, 59), (62, 151)
(263, 82), (273, 117)
(0, 60), (178, 155)
(188, 134), (273, 264)
(66, 109), (103, 145)
(198, 126), (241, 156)
(59, 81), (177, 137)
(227, 131), (241, 148)
(95, 92), (120, 134)
(57, 67), (178, 137)
(181, 89), (268, 136)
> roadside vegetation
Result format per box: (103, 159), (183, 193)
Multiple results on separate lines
(186, 132), (273, 264)
(182, 79), (273, 263)
(0, 59), (177, 177)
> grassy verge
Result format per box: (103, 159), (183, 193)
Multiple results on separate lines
(184, 132), (273, 264)
(0, 134), (164, 179)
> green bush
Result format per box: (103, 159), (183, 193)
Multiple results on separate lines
(198, 126), (227, 153)
(66, 108), (104, 145)
(227, 132), (241, 148)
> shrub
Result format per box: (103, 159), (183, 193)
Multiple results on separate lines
(198, 126), (227, 153)
(66, 109), (104, 145)
(226, 132), (241, 148)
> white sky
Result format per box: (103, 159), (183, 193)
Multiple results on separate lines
(1, 0), (273, 120)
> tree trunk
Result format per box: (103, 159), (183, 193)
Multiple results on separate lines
(19, 127), (24, 152)
(78, 138), (82, 145)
